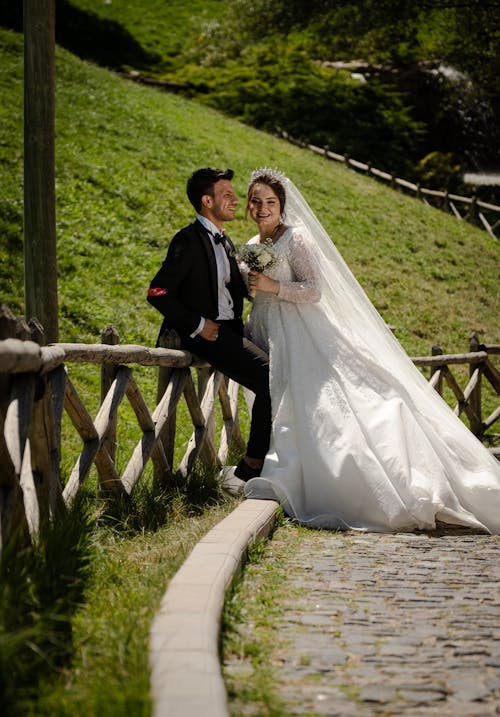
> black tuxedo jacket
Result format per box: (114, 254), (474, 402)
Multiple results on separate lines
(147, 220), (247, 343)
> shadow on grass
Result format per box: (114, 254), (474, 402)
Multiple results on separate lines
(0, 0), (160, 70)
(0, 463), (231, 715)
(98, 461), (230, 534)
(0, 496), (95, 716)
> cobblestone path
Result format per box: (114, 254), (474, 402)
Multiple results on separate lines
(224, 524), (500, 716)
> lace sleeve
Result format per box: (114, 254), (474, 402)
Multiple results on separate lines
(277, 230), (321, 304)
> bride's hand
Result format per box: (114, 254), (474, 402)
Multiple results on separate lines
(248, 270), (280, 296)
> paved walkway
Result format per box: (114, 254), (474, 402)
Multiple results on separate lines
(224, 523), (500, 716)
(149, 497), (500, 716)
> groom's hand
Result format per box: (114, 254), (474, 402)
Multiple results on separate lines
(200, 318), (220, 342)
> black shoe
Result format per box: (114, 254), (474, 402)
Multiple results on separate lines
(234, 458), (262, 482)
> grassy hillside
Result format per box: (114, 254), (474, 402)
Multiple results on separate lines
(1, 27), (498, 358)
(0, 25), (499, 716)
(26, 0), (497, 186)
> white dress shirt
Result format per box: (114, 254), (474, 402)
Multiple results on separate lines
(191, 215), (234, 336)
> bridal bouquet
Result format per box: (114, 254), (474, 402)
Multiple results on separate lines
(238, 242), (278, 272)
(237, 242), (278, 297)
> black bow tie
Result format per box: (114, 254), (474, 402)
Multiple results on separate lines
(211, 230), (234, 258)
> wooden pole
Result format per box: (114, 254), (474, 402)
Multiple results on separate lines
(100, 326), (120, 467)
(23, 0), (58, 342)
(156, 330), (182, 477)
(431, 343), (443, 394)
(469, 332), (483, 435)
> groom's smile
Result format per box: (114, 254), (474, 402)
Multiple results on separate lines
(209, 179), (239, 224)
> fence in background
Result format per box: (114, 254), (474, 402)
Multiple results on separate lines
(275, 128), (500, 240)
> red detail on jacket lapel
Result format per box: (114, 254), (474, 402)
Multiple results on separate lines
(148, 287), (168, 297)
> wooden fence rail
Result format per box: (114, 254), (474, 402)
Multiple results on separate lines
(0, 309), (246, 551)
(275, 128), (500, 240)
(0, 305), (498, 553)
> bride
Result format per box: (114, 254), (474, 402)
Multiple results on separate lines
(239, 168), (500, 533)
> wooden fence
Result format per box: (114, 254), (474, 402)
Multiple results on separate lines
(0, 305), (498, 553)
(275, 128), (500, 240)
(0, 306), (245, 551)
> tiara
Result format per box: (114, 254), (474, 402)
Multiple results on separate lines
(249, 167), (288, 186)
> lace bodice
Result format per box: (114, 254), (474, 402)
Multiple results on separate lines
(243, 227), (322, 304)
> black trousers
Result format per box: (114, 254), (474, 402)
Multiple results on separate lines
(181, 319), (271, 460)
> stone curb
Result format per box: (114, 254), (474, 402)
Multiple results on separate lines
(149, 498), (279, 717)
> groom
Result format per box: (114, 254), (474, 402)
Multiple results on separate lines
(147, 167), (271, 481)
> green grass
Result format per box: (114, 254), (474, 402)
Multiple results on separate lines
(1, 476), (239, 717)
(0, 22), (499, 715)
(222, 540), (290, 712)
(222, 517), (306, 716)
(1, 27), (498, 354)
(64, 0), (223, 64)
(30, 501), (236, 717)
(0, 496), (96, 716)
(56, 0), (500, 186)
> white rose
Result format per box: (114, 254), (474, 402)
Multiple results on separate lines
(259, 251), (274, 267)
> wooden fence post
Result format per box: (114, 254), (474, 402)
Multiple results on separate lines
(0, 304), (45, 547)
(0, 316), (30, 549)
(196, 366), (217, 468)
(469, 332), (483, 435)
(156, 330), (181, 479)
(100, 326), (120, 468)
(443, 191), (450, 213)
(0, 303), (31, 341)
(431, 343), (443, 394)
(467, 195), (478, 226)
(46, 364), (67, 516)
(23, 317), (64, 527)
(23, 0), (58, 342)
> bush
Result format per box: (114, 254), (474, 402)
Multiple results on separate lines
(179, 46), (423, 175)
(415, 151), (463, 192)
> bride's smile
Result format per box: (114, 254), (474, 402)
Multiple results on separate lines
(248, 183), (283, 241)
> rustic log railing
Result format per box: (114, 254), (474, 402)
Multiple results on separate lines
(0, 304), (498, 553)
(275, 128), (500, 240)
(412, 335), (500, 447)
(0, 307), (246, 551)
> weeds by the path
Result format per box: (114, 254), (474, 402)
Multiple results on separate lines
(222, 511), (296, 715)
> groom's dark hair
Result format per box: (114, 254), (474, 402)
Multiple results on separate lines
(187, 167), (234, 212)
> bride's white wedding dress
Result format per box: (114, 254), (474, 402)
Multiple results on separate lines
(242, 178), (500, 533)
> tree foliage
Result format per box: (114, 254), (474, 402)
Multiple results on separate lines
(2, 0), (497, 180)
(183, 0), (499, 177)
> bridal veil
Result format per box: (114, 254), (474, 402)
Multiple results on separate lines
(243, 170), (500, 533)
